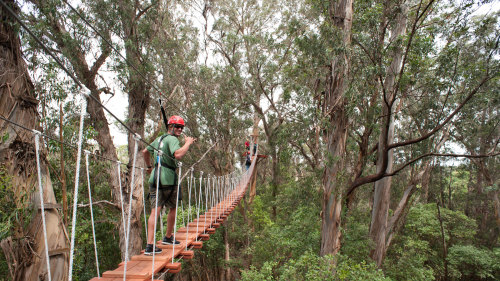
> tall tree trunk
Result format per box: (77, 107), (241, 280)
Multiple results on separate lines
(436, 203), (448, 281)
(320, 0), (353, 258)
(0, 1), (69, 280)
(270, 144), (279, 219)
(224, 227), (231, 281)
(121, 21), (150, 261)
(249, 116), (259, 203)
(28, 0), (129, 258)
(369, 1), (408, 267)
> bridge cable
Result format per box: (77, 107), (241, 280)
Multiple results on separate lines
(123, 135), (140, 280)
(171, 162), (183, 264)
(0, 113), (148, 172)
(117, 162), (127, 242)
(195, 171), (204, 240)
(141, 170), (148, 239)
(85, 151), (101, 278)
(68, 95), (87, 281)
(184, 168), (194, 250)
(151, 152), (162, 278)
(33, 132), (52, 281)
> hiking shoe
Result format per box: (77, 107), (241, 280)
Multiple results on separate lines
(162, 235), (180, 245)
(144, 244), (162, 255)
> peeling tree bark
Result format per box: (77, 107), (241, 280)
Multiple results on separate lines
(116, 0), (152, 260)
(319, 0), (353, 258)
(0, 1), (69, 279)
(369, 1), (408, 267)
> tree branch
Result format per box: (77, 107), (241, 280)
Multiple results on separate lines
(90, 44), (111, 78)
(78, 200), (119, 208)
(135, 1), (158, 22)
(387, 152), (500, 177)
(347, 151), (499, 196)
(389, 75), (491, 150)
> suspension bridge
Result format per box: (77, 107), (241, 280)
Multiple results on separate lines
(0, 114), (260, 280)
(89, 152), (258, 281)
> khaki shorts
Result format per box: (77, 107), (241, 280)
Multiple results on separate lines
(149, 184), (179, 209)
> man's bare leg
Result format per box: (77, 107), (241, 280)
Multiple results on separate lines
(147, 206), (162, 244)
(165, 207), (176, 238)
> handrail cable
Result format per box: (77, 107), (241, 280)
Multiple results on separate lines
(117, 162), (127, 242)
(171, 163), (183, 263)
(68, 95), (87, 281)
(33, 132), (52, 281)
(141, 170), (148, 239)
(195, 171), (204, 240)
(151, 152), (162, 279)
(123, 135), (140, 281)
(84, 151), (101, 278)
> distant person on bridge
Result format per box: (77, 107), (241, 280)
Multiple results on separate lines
(142, 115), (196, 255)
(244, 150), (251, 170)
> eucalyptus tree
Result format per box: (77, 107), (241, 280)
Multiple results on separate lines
(450, 11), (500, 245)
(295, 0), (353, 258)
(0, 1), (69, 279)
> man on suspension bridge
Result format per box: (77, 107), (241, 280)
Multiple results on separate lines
(142, 115), (196, 255)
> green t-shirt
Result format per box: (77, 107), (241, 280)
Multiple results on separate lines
(147, 134), (181, 186)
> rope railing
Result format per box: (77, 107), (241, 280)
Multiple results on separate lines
(84, 151), (101, 278)
(0, 114), (145, 171)
(123, 135), (140, 280)
(68, 95), (87, 281)
(33, 132), (52, 281)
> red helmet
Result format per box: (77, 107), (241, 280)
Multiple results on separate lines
(168, 115), (185, 126)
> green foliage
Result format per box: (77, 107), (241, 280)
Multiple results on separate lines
(242, 252), (391, 281)
(447, 245), (500, 280)
(248, 195), (274, 231)
(334, 255), (391, 281)
(71, 216), (121, 281)
(0, 166), (15, 240)
(278, 253), (334, 281)
(340, 208), (373, 264)
(384, 237), (436, 281)
(0, 166), (14, 279)
(384, 203), (498, 280)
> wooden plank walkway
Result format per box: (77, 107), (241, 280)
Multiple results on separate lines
(89, 160), (255, 281)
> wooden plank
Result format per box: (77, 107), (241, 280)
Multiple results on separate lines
(48, 247), (69, 256)
(102, 260), (164, 278)
(38, 203), (62, 210)
(131, 250), (174, 262)
(89, 277), (147, 281)
(102, 261), (143, 278)
(174, 232), (199, 241)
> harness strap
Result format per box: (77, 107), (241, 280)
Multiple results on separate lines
(158, 160), (177, 171)
(154, 134), (179, 187)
